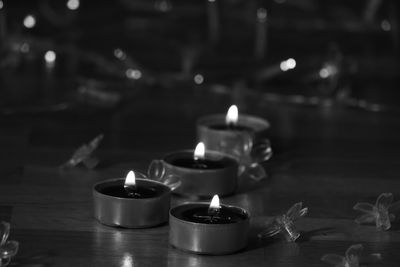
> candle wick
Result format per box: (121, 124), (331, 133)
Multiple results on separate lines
(227, 122), (236, 129)
(192, 157), (208, 169)
(208, 206), (221, 222)
(124, 184), (140, 198)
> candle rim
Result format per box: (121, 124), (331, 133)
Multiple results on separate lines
(93, 178), (171, 200)
(163, 150), (238, 171)
(197, 114), (270, 132)
(170, 202), (249, 226)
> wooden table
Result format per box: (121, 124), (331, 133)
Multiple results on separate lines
(1, 86), (400, 267)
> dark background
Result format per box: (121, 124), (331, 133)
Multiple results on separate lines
(1, 0), (399, 108)
(1, 0), (400, 150)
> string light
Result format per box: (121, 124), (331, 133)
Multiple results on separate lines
(319, 64), (337, 79)
(257, 8), (267, 21)
(319, 68), (329, 78)
(381, 20), (391, 32)
(114, 48), (127, 60)
(20, 43), (30, 53)
(23, 15), (36, 29)
(280, 58), (296, 71)
(154, 0), (171, 12)
(66, 0), (80, 10)
(125, 69), (142, 80)
(44, 50), (56, 63)
(194, 74), (204, 84)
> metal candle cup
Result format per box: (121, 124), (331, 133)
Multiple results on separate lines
(197, 113), (270, 151)
(196, 112), (272, 181)
(93, 178), (171, 228)
(161, 150), (238, 197)
(169, 202), (250, 255)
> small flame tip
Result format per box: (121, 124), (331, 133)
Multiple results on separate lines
(125, 170), (136, 186)
(226, 105), (239, 125)
(194, 142), (206, 159)
(209, 195), (221, 209)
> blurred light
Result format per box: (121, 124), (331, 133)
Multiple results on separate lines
(23, 15), (36, 29)
(121, 253), (134, 267)
(280, 58), (296, 72)
(381, 19), (391, 32)
(257, 8), (267, 21)
(292, 95), (306, 104)
(114, 48), (127, 60)
(319, 68), (329, 78)
(280, 62), (289, 71)
(369, 104), (381, 112)
(0, 1), (4, 9)
(309, 96), (319, 105)
(208, 0), (216, 2)
(155, 0), (171, 12)
(319, 64), (337, 79)
(126, 69), (142, 80)
(20, 43), (30, 53)
(44, 50), (56, 63)
(194, 74), (204, 84)
(286, 58), (296, 69)
(358, 100), (367, 108)
(66, 0), (80, 10)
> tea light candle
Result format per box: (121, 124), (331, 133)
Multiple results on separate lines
(160, 142), (238, 197)
(93, 171), (171, 228)
(169, 195), (249, 255)
(197, 105), (270, 159)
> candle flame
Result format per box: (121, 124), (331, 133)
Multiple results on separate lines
(225, 105), (238, 126)
(209, 195), (221, 209)
(194, 142), (205, 160)
(124, 171), (136, 187)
